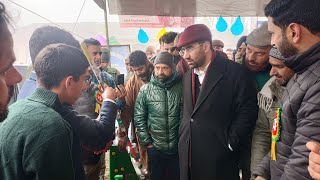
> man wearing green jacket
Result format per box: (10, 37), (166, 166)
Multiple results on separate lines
(134, 52), (182, 180)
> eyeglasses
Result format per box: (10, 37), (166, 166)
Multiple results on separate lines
(179, 43), (204, 56)
(92, 52), (102, 56)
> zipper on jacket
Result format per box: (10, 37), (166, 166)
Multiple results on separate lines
(165, 88), (169, 151)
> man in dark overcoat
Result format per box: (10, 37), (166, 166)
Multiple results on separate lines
(177, 24), (258, 180)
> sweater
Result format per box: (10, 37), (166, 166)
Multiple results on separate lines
(0, 88), (74, 180)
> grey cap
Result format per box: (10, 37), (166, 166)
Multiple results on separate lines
(154, 52), (176, 70)
(247, 23), (272, 48)
(269, 47), (285, 61)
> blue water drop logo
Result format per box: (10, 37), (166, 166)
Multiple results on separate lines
(231, 16), (244, 36)
(138, 28), (149, 44)
(216, 16), (228, 32)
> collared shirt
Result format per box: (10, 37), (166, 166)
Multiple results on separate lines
(17, 71), (38, 100)
(194, 62), (210, 85)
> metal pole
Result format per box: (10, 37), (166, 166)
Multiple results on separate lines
(104, 1), (110, 49)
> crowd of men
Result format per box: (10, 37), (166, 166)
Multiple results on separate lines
(1, 0), (320, 180)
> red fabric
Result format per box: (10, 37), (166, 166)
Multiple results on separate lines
(176, 58), (190, 78)
(177, 24), (212, 47)
(191, 70), (196, 108)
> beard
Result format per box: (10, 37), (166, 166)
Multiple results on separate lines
(93, 59), (101, 67)
(156, 74), (171, 83)
(138, 70), (152, 82)
(275, 70), (294, 87)
(0, 86), (14, 122)
(137, 73), (148, 81)
(278, 32), (299, 58)
(275, 77), (289, 86)
(188, 55), (205, 69)
(245, 58), (269, 72)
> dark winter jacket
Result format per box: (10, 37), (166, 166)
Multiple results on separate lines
(134, 71), (182, 154)
(73, 70), (123, 166)
(179, 52), (258, 180)
(60, 100), (118, 175)
(253, 43), (320, 180)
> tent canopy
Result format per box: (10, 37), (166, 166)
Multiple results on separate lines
(102, 0), (271, 17)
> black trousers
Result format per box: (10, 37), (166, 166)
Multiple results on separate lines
(147, 147), (180, 180)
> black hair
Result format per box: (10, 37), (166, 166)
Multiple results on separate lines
(265, 0), (320, 34)
(161, 32), (178, 44)
(83, 38), (101, 46)
(128, 50), (148, 67)
(34, 43), (89, 89)
(29, 26), (80, 64)
(0, 2), (9, 25)
(0, 2), (10, 35)
(159, 35), (163, 45)
(208, 40), (213, 50)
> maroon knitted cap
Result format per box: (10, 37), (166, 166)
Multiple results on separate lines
(177, 24), (212, 48)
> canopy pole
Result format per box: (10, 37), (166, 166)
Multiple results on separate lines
(104, 4), (110, 49)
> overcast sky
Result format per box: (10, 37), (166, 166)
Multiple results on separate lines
(4, 0), (119, 27)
